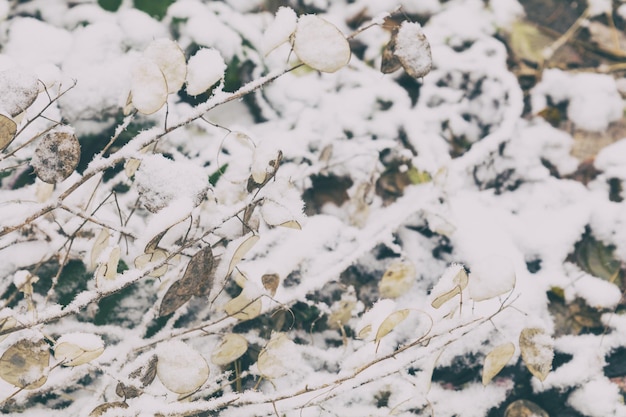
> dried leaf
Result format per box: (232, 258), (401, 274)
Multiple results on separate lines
(90, 228), (110, 270)
(278, 220), (302, 230)
(96, 246), (120, 283)
(327, 297), (356, 329)
(115, 382), (141, 399)
(262, 6), (297, 55)
(381, 30), (402, 74)
(140, 355), (158, 387)
(145, 229), (168, 253)
(89, 402), (129, 417)
(293, 15), (351, 73)
(54, 334), (104, 366)
(124, 157), (141, 178)
(431, 264), (468, 309)
(0, 338), (49, 389)
(393, 21), (432, 79)
(227, 234), (260, 277)
(134, 249), (168, 278)
(211, 334), (248, 366)
(159, 279), (192, 317)
(181, 246), (214, 297)
(357, 324), (372, 339)
(257, 333), (294, 379)
(130, 57), (168, 115)
(156, 341), (209, 394)
(224, 292), (262, 321)
(379, 260), (416, 299)
(0, 316), (17, 343)
(504, 399), (549, 417)
(482, 342), (515, 385)
(375, 309), (410, 346)
(31, 129), (81, 184)
(262, 273), (280, 297)
(0, 113), (17, 151)
(519, 328), (553, 381)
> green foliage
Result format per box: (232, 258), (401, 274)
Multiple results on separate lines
(133, 0), (175, 20)
(97, 0), (122, 12)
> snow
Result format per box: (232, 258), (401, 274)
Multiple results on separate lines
(2, 0), (626, 416)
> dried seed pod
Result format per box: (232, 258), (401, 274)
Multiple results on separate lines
(0, 68), (39, 117)
(31, 129), (81, 184)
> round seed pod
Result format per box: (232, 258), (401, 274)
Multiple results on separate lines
(31, 129), (81, 184)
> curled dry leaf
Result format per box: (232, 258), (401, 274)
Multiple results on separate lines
(156, 341), (209, 394)
(375, 309), (410, 347)
(0, 338), (50, 389)
(159, 279), (192, 317)
(211, 334), (248, 365)
(292, 14), (351, 73)
(0, 113), (17, 151)
(143, 38), (187, 94)
(130, 57), (168, 115)
(54, 333), (104, 366)
(31, 129), (81, 184)
(381, 31), (402, 74)
(89, 402), (129, 417)
(0, 68), (39, 117)
(388, 21), (432, 79)
(519, 328), (553, 381)
(227, 234), (260, 277)
(504, 399), (549, 417)
(262, 273), (280, 296)
(378, 260), (416, 299)
(116, 382), (142, 399)
(482, 342), (515, 385)
(134, 249), (168, 278)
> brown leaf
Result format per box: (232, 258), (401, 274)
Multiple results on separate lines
(262, 273), (280, 296)
(504, 399), (549, 417)
(0, 113), (17, 151)
(140, 355), (158, 387)
(181, 246), (214, 297)
(89, 402), (129, 417)
(381, 31), (402, 74)
(31, 130), (81, 184)
(116, 382), (141, 399)
(159, 279), (193, 317)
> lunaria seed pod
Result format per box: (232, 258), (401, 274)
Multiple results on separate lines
(31, 128), (81, 184)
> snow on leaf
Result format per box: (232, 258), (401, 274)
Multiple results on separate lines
(392, 21), (432, 79)
(134, 249), (168, 278)
(0, 338), (49, 389)
(378, 260), (416, 299)
(211, 334), (248, 366)
(504, 399), (549, 417)
(292, 14), (351, 73)
(156, 341), (209, 394)
(185, 48), (226, 96)
(519, 328), (553, 381)
(224, 290), (262, 321)
(0, 68), (39, 117)
(0, 113), (17, 151)
(227, 234), (260, 277)
(31, 128), (81, 184)
(89, 402), (129, 417)
(124, 157), (141, 178)
(130, 57), (168, 115)
(257, 332), (296, 379)
(95, 246), (120, 284)
(328, 290), (356, 329)
(430, 263), (468, 309)
(54, 333), (104, 366)
(482, 342), (515, 385)
(143, 38), (187, 94)
(262, 6), (297, 55)
(468, 255), (516, 302)
(375, 309), (410, 348)
(90, 228), (110, 271)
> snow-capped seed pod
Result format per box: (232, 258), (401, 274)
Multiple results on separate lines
(0, 68), (39, 117)
(292, 14), (351, 73)
(186, 48), (226, 96)
(31, 128), (81, 184)
(143, 38), (187, 94)
(0, 338), (49, 389)
(130, 57), (168, 115)
(156, 341), (209, 394)
(383, 21), (432, 79)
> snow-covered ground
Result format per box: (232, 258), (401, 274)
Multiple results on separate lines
(1, 0), (626, 416)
